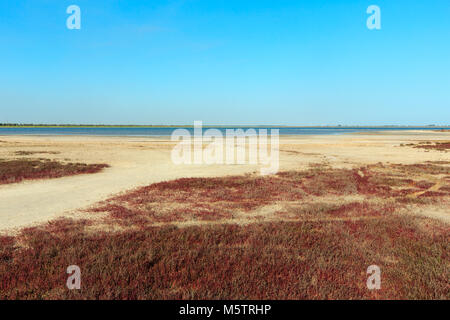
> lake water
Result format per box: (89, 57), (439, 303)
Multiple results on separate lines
(0, 127), (447, 137)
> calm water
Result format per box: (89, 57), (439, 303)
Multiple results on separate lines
(0, 127), (447, 136)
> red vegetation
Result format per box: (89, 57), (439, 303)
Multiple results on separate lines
(91, 164), (449, 226)
(0, 162), (448, 299)
(0, 216), (448, 299)
(0, 159), (109, 184)
(402, 141), (450, 152)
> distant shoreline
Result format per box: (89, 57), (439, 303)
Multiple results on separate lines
(1, 124), (449, 129)
(1, 126), (449, 138)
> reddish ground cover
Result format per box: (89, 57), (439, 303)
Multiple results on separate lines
(401, 141), (450, 152)
(0, 163), (448, 299)
(0, 159), (109, 184)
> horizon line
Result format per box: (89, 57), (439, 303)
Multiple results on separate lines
(1, 124), (449, 128)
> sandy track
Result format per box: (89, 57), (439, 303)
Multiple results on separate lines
(0, 132), (449, 232)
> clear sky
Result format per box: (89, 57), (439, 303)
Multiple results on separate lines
(0, 0), (449, 125)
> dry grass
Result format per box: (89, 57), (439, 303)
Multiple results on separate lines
(0, 162), (448, 299)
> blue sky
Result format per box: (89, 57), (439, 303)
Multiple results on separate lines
(0, 0), (449, 125)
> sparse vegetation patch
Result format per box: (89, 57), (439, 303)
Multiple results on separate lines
(0, 159), (109, 184)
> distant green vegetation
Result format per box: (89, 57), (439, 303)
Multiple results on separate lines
(0, 123), (178, 128)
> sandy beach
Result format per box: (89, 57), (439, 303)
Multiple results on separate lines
(0, 131), (449, 232)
